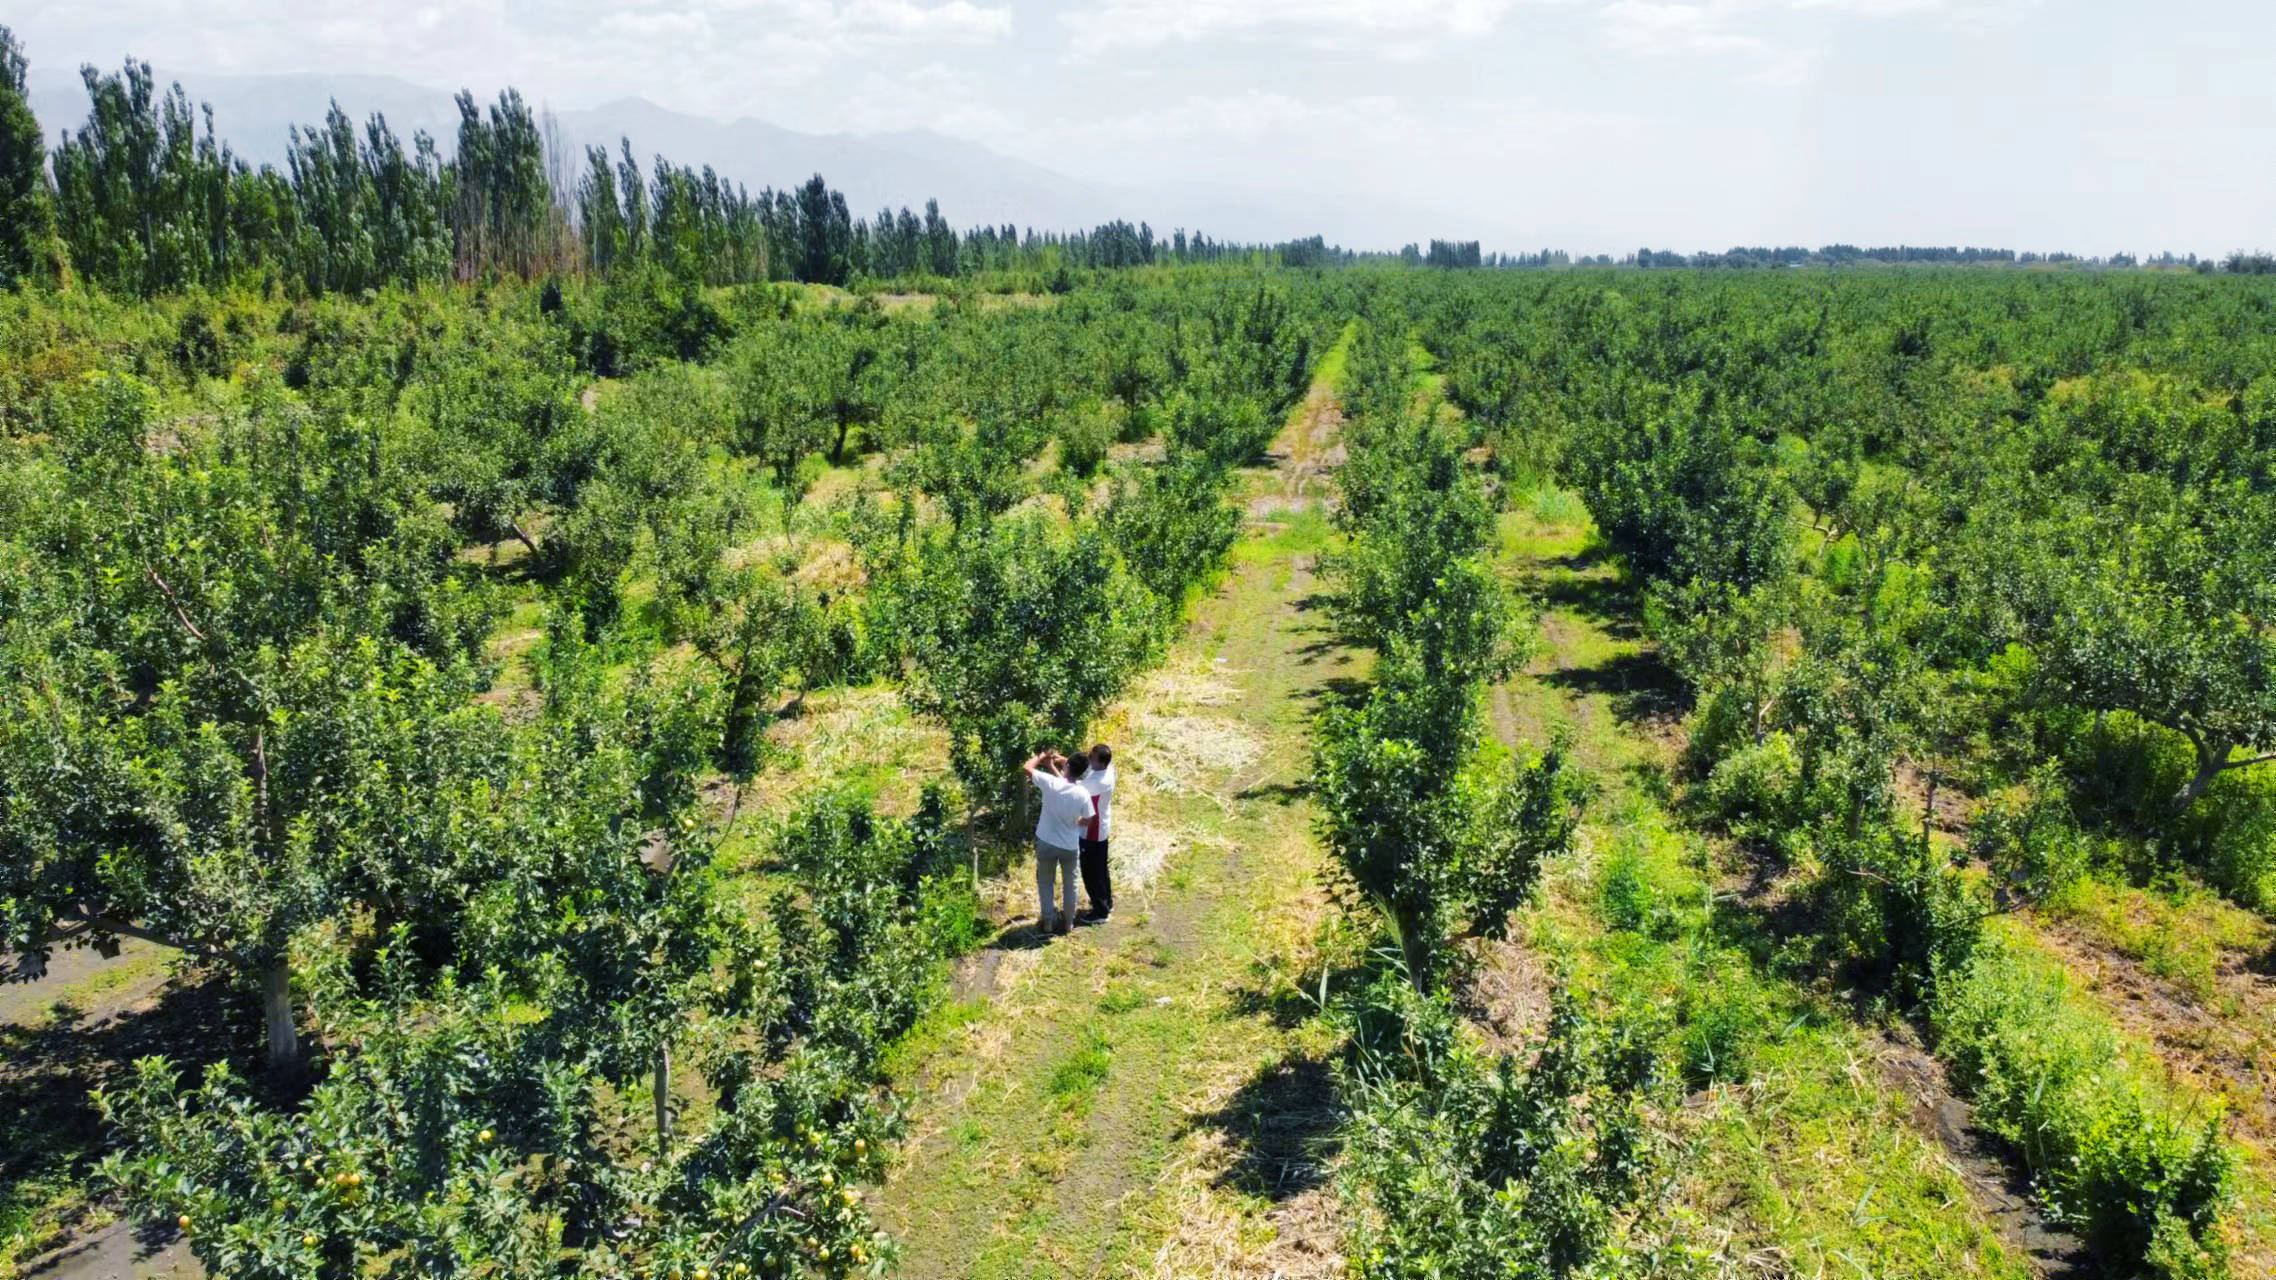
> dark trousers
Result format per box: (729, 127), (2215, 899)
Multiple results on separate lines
(1078, 838), (1112, 914)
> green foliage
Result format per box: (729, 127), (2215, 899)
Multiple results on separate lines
(1933, 939), (2235, 1278)
(0, 26), (59, 290)
(95, 790), (971, 1280)
(1956, 375), (2276, 817)
(1974, 762), (2095, 903)
(1335, 974), (1672, 1280)
(1675, 953), (1772, 1086)
(889, 508), (1159, 825)
(1694, 729), (1803, 839)
(1564, 385), (1791, 594)
(568, 266), (735, 375)
(1807, 823), (1984, 1004)
(1101, 451), (1240, 606)
(1312, 305), (1584, 995)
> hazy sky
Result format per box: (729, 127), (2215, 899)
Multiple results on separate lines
(9, 0), (2274, 254)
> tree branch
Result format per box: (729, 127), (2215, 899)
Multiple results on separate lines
(141, 565), (207, 643)
(704, 1189), (814, 1270)
(50, 910), (244, 968)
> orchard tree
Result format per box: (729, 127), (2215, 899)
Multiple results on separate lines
(890, 509), (1157, 831)
(1315, 644), (1586, 992)
(1957, 375), (2276, 810)
(2007, 479), (2276, 808)
(1564, 381), (1792, 593)
(97, 793), (964, 1280)
(0, 374), (494, 1068)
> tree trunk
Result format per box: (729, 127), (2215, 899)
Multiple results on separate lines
(1392, 905), (1434, 999)
(263, 960), (302, 1072)
(967, 809), (981, 892)
(1922, 769), (1939, 851)
(2172, 736), (2234, 812)
(654, 1044), (672, 1159)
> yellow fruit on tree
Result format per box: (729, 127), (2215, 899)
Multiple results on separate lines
(176, 1215), (192, 1231)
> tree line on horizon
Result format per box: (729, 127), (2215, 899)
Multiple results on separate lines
(5, 25), (2267, 301)
(0, 28), (1334, 300)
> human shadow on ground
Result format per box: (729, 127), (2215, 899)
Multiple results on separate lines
(1235, 780), (1313, 806)
(1539, 650), (1689, 727)
(1182, 1053), (1341, 1203)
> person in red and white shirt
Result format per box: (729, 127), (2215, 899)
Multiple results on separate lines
(1077, 743), (1116, 923)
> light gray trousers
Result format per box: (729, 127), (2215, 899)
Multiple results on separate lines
(1035, 838), (1079, 926)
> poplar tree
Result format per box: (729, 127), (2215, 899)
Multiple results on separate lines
(0, 26), (58, 288)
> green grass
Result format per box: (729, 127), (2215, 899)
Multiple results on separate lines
(1096, 984), (1146, 1015)
(1044, 1025), (1115, 1107)
(1935, 927), (2240, 1270)
(1307, 319), (1359, 394)
(1234, 504), (1335, 564)
(2043, 875), (2268, 1001)
(1495, 498), (2036, 1279)
(864, 349), (1359, 1278)
(880, 996), (988, 1087)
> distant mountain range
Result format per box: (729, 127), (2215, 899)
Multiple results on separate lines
(23, 68), (1445, 251)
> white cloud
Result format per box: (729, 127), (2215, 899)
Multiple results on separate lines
(1743, 44), (1825, 85)
(1594, 0), (1972, 76)
(838, 0), (1013, 41)
(600, 10), (716, 40)
(1063, 0), (1518, 57)
(1600, 2), (1764, 53)
(1052, 89), (1412, 146)
(838, 61), (1017, 135)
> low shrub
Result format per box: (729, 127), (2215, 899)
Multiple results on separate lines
(1696, 729), (1802, 837)
(1808, 822), (1983, 1003)
(1676, 954), (1772, 1086)
(1335, 972), (1674, 1280)
(1974, 761), (2095, 903)
(1932, 937), (2235, 1278)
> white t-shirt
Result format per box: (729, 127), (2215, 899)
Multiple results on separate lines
(1082, 765), (1116, 842)
(1033, 770), (1092, 850)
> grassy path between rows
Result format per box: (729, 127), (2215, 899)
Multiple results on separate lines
(1485, 493), (2062, 1278)
(867, 352), (1358, 1279)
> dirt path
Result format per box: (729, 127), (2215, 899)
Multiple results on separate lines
(3, 947), (229, 1280)
(867, 373), (1356, 1280)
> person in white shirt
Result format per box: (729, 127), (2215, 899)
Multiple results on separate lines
(1078, 743), (1116, 923)
(1024, 747), (1093, 936)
